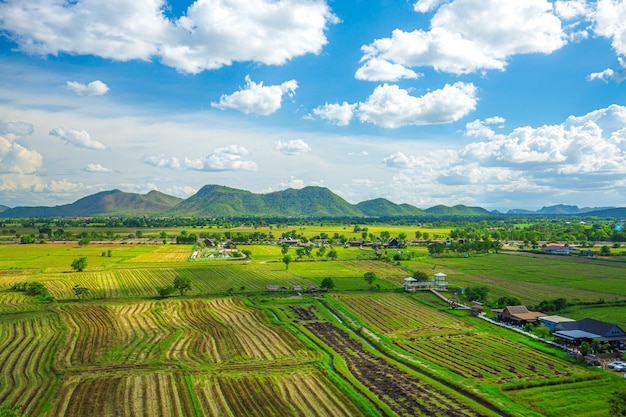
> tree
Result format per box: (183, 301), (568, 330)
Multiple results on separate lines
(0, 405), (25, 417)
(281, 243), (290, 255)
(600, 245), (611, 256)
(72, 285), (89, 299)
(608, 388), (626, 416)
(78, 237), (90, 246)
(579, 341), (590, 357)
(363, 272), (378, 287)
(412, 270), (430, 282)
(321, 277), (335, 291)
(282, 254), (292, 270)
(326, 249), (338, 260)
(173, 276), (192, 296)
(156, 285), (175, 299)
(71, 257), (88, 272)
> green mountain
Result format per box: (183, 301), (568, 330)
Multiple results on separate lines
(0, 205), (9, 213)
(167, 185), (362, 217)
(1, 190), (183, 218)
(424, 204), (492, 216)
(356, 198), (424, 216)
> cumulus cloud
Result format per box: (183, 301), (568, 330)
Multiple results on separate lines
(66, 80), (110, 96)
(313, 102), (356, 126)
(0, 135), (43, 174)
(0, 121), (34, 137)
(588, 58), (626, 83)
(0, 0), (337, 74)
(84, 163), (112, 173)
(358, 0), (566, 77)
(184, 145), (258, 171)
(49, 127), (108, 150)
(593, 0), (626, 56)
(212, 76), (298, 115)
(280, 176), (305, 189)
(315, 83), (477, 128)
(274, 139), (311, 155)
(357, 82), (478, 128)
(142, 155), (182, 169)
(164, 185), (198, 198)
(355, 58), (420, 82)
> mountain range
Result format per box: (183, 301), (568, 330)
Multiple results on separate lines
(0, 185), (624, 218)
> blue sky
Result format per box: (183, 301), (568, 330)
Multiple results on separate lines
(1, 0), (626, 211)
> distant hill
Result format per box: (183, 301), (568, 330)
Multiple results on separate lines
(356, 198), (424, 216)
(583, 207), (626, 217)
(1, 190), (183, 217)
(167, 185), (362, 217)
(3, 184), (625, 218)
(425, 204), (492, 216)
(507, 204), (617, 215)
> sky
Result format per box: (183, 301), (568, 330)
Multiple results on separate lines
(1, 0), (626, 212)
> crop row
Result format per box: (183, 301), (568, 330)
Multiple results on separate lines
(0, 311), (62, 416)
(54, 297), (315, 368)
(332, 292), (472, 337)
(305, 321), (492, 417)
(194, 369), (362, 417)
(395, 332), (583, 383)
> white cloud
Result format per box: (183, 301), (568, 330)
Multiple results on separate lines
(164, 185), (198, 198)
(359, 0), (566, 75)
(0, 0), (337, 74)
(212, 76), (298, 115)
(66, 80), (110, 96)
(280, 176), (305, 189)
(383, 152), (422, 169)
(84, 163), (112, 173)
(554, 0), (591, 20)
(313, 102), (356, 126)
(413, 0), (449, 13)
(354, 58), (420, 82)
(0, 121), (34, 137)
(49, 127), (108, 150)
(357, 82), (477, 128)
(593, 0), (626, 56)
(588, 57), (626, 83)
(274, 139), (311, 155)
(185, 145), (258, 171)
(142, 155), (182, 169)
(0, 135), (43, 174)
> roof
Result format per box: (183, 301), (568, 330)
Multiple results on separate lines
(404, 277), (418, 282)
(555, 318), (626, 338)
(434, 272), (447, 278)
(504, 306), (530, 315)
(539, 315), (576, 323)
(554, 330), (601, 340)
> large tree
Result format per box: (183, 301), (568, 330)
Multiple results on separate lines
(609, 388), (626, 416)
(363, 272), (378, 287)
(321, 277), (335, 291)
(173, 276), (192, 296)
(282, 254), (292, 270)
(71, 257), (88, 272)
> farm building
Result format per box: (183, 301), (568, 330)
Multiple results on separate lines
(553, 318), (626, 347)
(492, 306), (545, 325)
(542, 244), (576, 255)
(403, 273), (448, 292)
(538, 315), (576, 331)
(470, 301), (484, 315)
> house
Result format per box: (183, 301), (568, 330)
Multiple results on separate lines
(542, 244), (576, 255)
(293, 285), (303, 292)
(203, 238), (217, 247)
(386, 238), (401, 248)
(266, 285), (280, 292)
(492, 306), (545, 325)
(538, 315), (575, 331)
(470, 301), (484, 315)
(553, 318), (626, 347)
(347, 240), (364, 247)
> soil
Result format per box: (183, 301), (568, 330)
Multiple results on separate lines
(305, 321), (490, 417)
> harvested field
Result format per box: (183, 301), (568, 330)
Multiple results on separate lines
(305, 321), (494, 417)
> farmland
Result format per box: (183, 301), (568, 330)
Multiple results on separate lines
(0, 240), (625, 416)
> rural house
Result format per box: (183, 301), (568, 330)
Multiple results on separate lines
(492, 306), (544, 326)
(553, 318), (626, 347)
(538, 315), (576, 331)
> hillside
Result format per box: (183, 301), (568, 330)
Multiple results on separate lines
(167, 185), (362, 217)
(424, 204), (492, 216)
(1, 190), (183, 217)
(356, 198), (424, 216)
